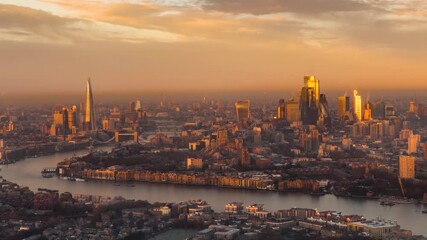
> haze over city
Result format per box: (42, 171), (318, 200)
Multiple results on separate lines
(1, 0), (427, 94)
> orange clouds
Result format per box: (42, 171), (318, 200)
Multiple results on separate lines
(0, 0), (425, 93)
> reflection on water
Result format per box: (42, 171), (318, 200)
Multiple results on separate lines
(1, 146), (426, 236)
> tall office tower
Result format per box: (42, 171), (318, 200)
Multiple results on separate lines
(399, 155), (415, 179)
(84, 78), (95, 131)
(353, 90), (362, 121)
(372, 101), (386, 119)
(299, 76), (321, 125)
(130, 100), (142, 113)
(303, 75), (320, 107)
(318, 94), (330, 125)
(299, 87), (311, 123)
(300, 87), (318, 125)
(286, 98), (300, 122)
(363, 102), (372, 121)
(135, 100), (142, 111)
(53, 107), (66, 126)
(53, 106), (74, 135)
(409, 101), (416, 113)
(277, 99), (285, 119)
(235, 100), (250, 123)
(318, 94), (329, 116)
(129, 101), (136, 112)
(408, 134), (420, 154)
(337, 95), (350, 118)
(67, 105), (78, 132)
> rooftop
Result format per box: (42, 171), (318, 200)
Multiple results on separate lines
(352, 220), (398, 229)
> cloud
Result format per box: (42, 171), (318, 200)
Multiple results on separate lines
(38, 1), (303, 45)
(202, 0), (372, 15)
(0, 4), (76, 43)
(0, 3), (185, 44)
(309, 7), (427, 53)
(0, 0), (426, 93)
(3, 0), (426, 52)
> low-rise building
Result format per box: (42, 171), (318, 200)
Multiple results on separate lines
(225, 202), (244, 214)
(348, 219), (400, 240)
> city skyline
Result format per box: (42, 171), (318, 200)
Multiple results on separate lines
(0, 0), (427, 93)
(1, 1), (427, 239)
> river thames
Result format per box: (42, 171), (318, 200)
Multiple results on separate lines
(1, 146), (426, 236)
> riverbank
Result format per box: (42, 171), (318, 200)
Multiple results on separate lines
(1, 148), (427, 236)
(62, 176), (427, 210)
(0, 140), (107, 165)
(73, 170), (425, 206)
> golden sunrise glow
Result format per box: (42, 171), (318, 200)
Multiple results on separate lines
(0, 0), (426, 92)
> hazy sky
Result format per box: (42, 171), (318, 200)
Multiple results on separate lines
(0, 0), (426, 94)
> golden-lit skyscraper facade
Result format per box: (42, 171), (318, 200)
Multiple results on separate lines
(408, 134), (420, 154)
(363, 102), (372, 121)
(67, 105), (78, 129)
(84, 78), (95, 131)
(409, 101), (416, 113)
(52, 106), (79, 135)
(353, 90), (362, 121)
(235, 100), (250, 123)
(277, 99), (285, 119)
(286, 98), (300, 122)
(399, 155), (415, 179)
(53, 107), (66, 126)
(338, 95), (350, 118)
(303, 75), (319, 107)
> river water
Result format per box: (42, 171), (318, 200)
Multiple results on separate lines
(1, 146), (426, 236)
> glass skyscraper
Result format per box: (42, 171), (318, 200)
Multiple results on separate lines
(84, 78), (95, 131)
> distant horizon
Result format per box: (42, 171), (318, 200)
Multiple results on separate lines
(3, 84), (427, 95)
(1, 88), (426, 107)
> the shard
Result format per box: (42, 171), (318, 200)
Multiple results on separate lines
(84, 78), (95, 131)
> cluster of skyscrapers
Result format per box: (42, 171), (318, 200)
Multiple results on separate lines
(232, 75), (426, 181)
(50, 78), (96, 136)
(274, 76), (330, 126)
(232, 75), (399, 129)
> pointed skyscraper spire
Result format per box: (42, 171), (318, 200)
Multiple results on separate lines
(84, 78), (95, 131)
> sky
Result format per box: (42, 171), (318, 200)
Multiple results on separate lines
(0, 0), (426, 94)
